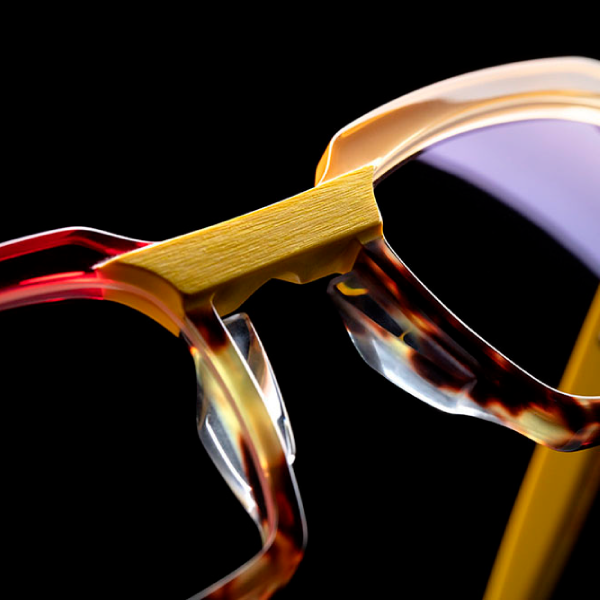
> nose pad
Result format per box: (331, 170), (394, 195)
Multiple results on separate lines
(328, 267), (479, 416)
(223, 312), (297, 465)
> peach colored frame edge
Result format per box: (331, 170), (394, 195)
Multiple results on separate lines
(315, 56), (600, 185)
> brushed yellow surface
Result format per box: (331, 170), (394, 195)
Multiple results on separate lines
(484, 285), (600, 600)
(99, 166), (381, 314)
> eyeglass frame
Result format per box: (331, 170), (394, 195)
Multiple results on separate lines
(0, 56), (598, 598)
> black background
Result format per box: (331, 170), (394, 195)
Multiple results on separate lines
(1, 15), (598, 599)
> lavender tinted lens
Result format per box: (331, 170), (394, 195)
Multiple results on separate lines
(374, 119), (600, 390)
(419, 120), (600, 277)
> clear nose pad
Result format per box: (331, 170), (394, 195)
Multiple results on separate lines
(223, 312), (296, 464)
(328, 267), (480, 417)
(195, 311), (296, 525)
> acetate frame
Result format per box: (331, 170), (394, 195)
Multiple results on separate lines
(0, 57), (598, 598)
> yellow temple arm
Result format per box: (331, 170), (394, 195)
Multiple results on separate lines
(484, 285), (600, 600)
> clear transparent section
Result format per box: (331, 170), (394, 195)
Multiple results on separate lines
(196, 311), (296, 528)
(224, 312), (296, 464)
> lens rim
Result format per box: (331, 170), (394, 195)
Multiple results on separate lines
(329, 236), (600, 451)
(0, 227), (307, 599)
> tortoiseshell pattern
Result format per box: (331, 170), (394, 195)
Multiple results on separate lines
(188, 306), (306, 600)
(329, 238), (600, 451)
(2, 58), (599, 599)
(0, 228), (307, 600)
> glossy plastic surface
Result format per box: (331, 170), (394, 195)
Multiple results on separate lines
(329, 237), (600, 451)
(0, 228), (306, 599)
(188, 305), (306, 599)
(197, 311), (297, 526)
(3, 57), (598, 599)
(485, 285), (600, 599)
(316, 57), (600, 185)
(0, 227), (148, 310)
(224, 312), (296, 464)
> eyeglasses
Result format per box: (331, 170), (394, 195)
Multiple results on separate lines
(1, 56), (598, 598)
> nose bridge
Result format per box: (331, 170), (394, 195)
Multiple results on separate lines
(98, 166), (382, 315)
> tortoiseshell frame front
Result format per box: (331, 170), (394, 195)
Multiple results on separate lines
(329, 239), (600, 451)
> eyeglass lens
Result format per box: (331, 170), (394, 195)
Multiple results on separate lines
(375, 119), (600, 393)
